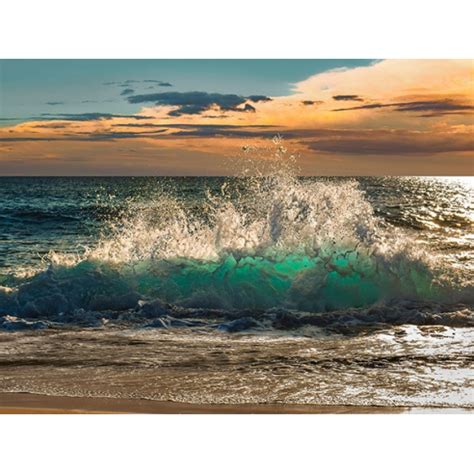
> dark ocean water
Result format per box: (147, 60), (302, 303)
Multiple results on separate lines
(0, 175), (472, 406)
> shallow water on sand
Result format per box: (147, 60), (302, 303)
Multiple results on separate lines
(0, 325), (472, 407)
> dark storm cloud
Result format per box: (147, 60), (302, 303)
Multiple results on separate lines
(170, 127), (282, 139)
(246, 95), (272, 103)
(418, 111), (473, 118)
(31, 123), (69, 129)
(1, 123), (282, 142)
(157, 123), (284, 139)
(171, 124), (277, 129)
(332, 95), (364, 102)
(142, 80), (173, 87)
(304, 128), (473, 154)
(0, 126), (277, 142)
(333, 99), (474, 116)
(77, 130), (168, 140)
(0, 137), (57, 142)
(394, 100), (474, 115)
(127, 91), (272, 116)
(37, 113), (153, 121)
(0, 129), (168, 142)
(113, 123), (162, 128)
(333, 103), (386, 111)
(301, 100), (324, 106)
(104, 79), (173, 88)
(120, 88), (135, 96)
(168, 105), (207, 117)
(112, 123), (277, 130)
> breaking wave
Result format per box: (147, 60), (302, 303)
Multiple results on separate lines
(1, 138), (472, 330)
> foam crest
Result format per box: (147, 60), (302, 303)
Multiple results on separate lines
(80, 139), (381, 264)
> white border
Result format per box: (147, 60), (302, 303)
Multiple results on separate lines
(1, 414), (472, 474)
(1, 0), (473, 58)
(1, 1), (472, 473)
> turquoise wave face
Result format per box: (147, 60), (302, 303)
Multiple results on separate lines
(30, 244), (448, 315)
(128, 253), (434, 311)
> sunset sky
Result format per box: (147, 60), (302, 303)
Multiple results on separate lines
(0, 59), (472, 175)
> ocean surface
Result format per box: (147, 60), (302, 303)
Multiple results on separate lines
(0, 168), (473, 407)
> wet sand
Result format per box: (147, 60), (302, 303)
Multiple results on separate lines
(0, 392), (471, 414)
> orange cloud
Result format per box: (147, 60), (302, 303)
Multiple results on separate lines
(1, 60), (473, 175)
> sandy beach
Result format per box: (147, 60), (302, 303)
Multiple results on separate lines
(0, 392), (471, 414)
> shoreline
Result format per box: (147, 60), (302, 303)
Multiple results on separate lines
(0, 392), (471, 414)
